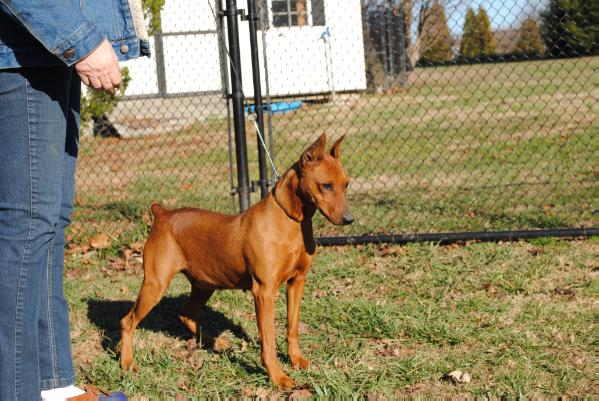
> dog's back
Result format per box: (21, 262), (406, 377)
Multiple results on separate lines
(147, 203), (248, 289)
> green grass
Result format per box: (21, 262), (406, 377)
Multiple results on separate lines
(66, 237), (597, 397)
(65, 58), (596, 396)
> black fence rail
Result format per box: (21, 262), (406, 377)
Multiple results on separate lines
(71, 0), (597, 245)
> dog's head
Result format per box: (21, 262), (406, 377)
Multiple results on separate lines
(275, 132), (353, 225)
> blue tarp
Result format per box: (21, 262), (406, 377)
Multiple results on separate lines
(245, 101), (303, 114)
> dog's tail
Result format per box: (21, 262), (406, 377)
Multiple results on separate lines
(150, 203), (167, 218)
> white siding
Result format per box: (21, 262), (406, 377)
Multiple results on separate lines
(160, 0), (217, 31)
(162, 34), (222, 93)
(121, 0), (366, 97)
(123, 37), (159, 96)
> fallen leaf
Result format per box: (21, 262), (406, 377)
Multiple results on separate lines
(465, 210), (477, 218)
(187, 352), (203, 371)
(213, 335), (231, 352)
(240, 339), (247, 353)
(254, 388), (269, 398)
(378, 245), (406, 257)
(483, 282), (497, 296)
(444, 370), (471, 384)
(90, 233), (110, 249)
(376, 339), (413, 358)
(554, 287), (575, 297)
(186, 339), (199, 352)
(289, 388), (312, 399)
(527, 247), (544, 256)
(67, 243), (91, 254)
(173, 349), (187, 359)
(443, 243), (461, 250)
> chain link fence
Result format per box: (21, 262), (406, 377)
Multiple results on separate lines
(71, 0), (597, 244)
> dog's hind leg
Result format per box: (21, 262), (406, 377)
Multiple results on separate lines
(178, 284), (214, 337)
(119, 240), (181, 371)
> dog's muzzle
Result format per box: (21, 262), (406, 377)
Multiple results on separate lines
(342, 210), (354, 225)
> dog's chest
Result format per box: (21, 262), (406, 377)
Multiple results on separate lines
(285, 245), (314, 280)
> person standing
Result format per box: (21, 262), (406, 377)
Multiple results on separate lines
(0, 1), (150, 400)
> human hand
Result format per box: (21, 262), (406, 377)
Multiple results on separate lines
(75, 39), (122, 94)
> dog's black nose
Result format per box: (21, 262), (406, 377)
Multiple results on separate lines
(342, 210), (354, 225)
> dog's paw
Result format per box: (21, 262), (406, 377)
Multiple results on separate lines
(291, 356), (310, 370)
(120, 357), (138, 372)
(274, 374), (295, 390)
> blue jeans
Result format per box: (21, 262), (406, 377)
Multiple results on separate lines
(0, 66), (80, 400)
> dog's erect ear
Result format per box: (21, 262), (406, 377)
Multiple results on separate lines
(329, 134), (345, 159)
(274, 168), (303, 221)
(300, 132), (327, 166)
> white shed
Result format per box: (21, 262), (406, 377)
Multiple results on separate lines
(123, 0), (367, 98)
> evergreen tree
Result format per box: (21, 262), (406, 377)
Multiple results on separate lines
(541, 0), (598, 57)
(477, 6), (496, 56)
(421, 2), (453, 62)
(460, 7), (479, 58)
(516, 17), (544, 55)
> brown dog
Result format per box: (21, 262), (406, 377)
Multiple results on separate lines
(119, 133), (352, 388)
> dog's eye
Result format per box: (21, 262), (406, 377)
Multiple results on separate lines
(322, 183), (333, 191)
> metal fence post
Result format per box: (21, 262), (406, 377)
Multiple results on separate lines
(224, 0), (251, 212)
(153, 29), (167, 97)
(245, 0), (269, 198)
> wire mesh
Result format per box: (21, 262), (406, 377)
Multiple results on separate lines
(71, 0), (597, 243)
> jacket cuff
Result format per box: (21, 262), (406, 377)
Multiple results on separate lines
(53, 21), (105, 66)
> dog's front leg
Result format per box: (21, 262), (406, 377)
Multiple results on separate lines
(252, 281), (294, 389)
(287, 276), (309, 369)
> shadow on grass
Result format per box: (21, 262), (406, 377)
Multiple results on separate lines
(86, 295), (250, 354)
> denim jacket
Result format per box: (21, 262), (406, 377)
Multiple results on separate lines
(0, 0), (150, 69)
